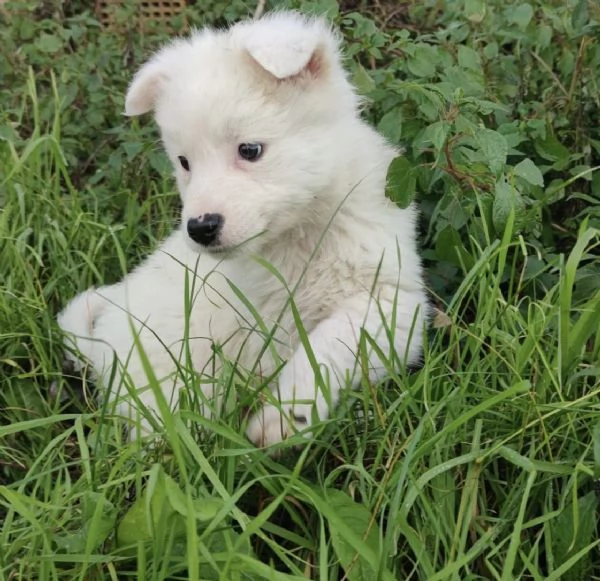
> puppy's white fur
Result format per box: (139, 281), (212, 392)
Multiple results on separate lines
(58, 11), (429, 446)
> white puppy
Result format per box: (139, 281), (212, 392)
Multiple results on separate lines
(58, 11), (428, 446)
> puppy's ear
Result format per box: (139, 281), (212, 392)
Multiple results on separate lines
(238, 13), (336, 80)
(125, 40), (186, 116)
(124, 59), (168, 116)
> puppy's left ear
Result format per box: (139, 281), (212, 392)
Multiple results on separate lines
(238, 13), (337, 80)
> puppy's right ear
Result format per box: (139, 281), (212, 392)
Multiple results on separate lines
(125, 40), (186, 116)
(125, 59), (168, 116)
(125, 38), (194, 116)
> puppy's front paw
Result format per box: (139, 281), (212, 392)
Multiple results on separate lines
(246, 404), (311, 447)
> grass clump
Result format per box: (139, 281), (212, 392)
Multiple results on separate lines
(1, 0), (599, 579)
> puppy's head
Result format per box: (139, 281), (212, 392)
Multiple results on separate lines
(125, 11), (359, 255)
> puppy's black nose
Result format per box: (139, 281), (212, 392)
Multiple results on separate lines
(187, 214), (224, 246)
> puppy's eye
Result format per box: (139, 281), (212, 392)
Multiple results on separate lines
(238, 143), (263, 162)
(178, 156), (190, 171)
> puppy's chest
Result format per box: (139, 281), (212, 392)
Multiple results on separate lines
(240, 257), (361, 332)
(191, 256), (375, 370)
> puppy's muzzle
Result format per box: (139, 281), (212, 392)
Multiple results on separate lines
(187, 214), (224, 246)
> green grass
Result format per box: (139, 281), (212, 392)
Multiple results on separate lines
(2, 12), (600, 581)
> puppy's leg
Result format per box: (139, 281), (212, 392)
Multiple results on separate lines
(246, 289), (427, 446)
(58, 288), (110, 373)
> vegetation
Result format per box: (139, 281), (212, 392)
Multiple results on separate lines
(1, 0), (599, 579)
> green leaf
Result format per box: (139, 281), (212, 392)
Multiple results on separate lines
(483, 42), (498, 59)
(465, 0), (486, 23)
(417, 120), (452, 154)
(551, 491), (599, 580)
(536, 25), (553, 48)
(117, 468), (186, 547)
(377, 110), (403, 144)
(292, 485), (395, 581)
(510, 4), (534, 30)
(457, 46), (482, 72)
(235, 555), (308, 581)
(302, 0), (340, 18)
(116, 465), (241, 573)
(572, 0), (589, 33)
(122, 141), (144, 160)
(54, 492), (117, 554)
(514, 158), (544, 187)
(200, 529), (258, 581)
(493, 179), (524, 233)
(534, 132), (571, 167)
(566, 288), (600, 373)
(36, 33), (63, 54)
(325, 489), (385, 581)
(193, 497), (226, 522)
(148, 151), (171, 174)
(385, 156), (416, 209)
(352, 65), (375, 94)
(435, 226), (468, 267)
(557, 226), (600, 376)
(406, 45), (437, 78)
(475, 127), (508, 175)
(437, 194), (470, 232)
(594, 422), (600, 480)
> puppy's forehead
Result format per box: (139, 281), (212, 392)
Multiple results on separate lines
(156, 42), (292, 141)
(164, 41), (258, 100)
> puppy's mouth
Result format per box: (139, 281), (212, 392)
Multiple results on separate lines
(190, 239), (230, 252)
(187, 238), (238, 258)
(203, 244), (233, 256)
(201, 240), (258, 259)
